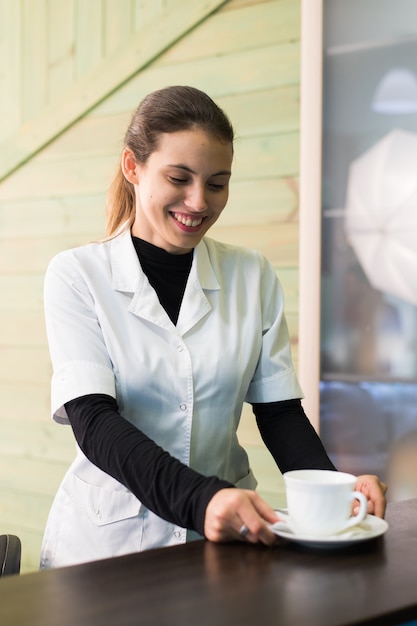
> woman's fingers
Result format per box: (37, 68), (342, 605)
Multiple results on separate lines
(204, 488), (279, 545)
(355, 475), (387, 518)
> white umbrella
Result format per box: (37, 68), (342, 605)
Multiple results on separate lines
(345, 128), (417, 306)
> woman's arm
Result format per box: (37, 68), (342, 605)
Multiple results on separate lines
(252, 399), (337, 472)
(254, 399), (387, 517)
(65, 393), (234, 535)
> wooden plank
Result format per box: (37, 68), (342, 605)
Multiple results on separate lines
(224, 0), (270, 9)
(0, 0), (229, 181)
(0, 418), (75, 464)
(48, 0), (76, 101)
(0, 133), (298, 200)
(233, 132), (299, 180)
(274, 267), (299, 313)
(218, 85), (300, 137)
(286, 311), (299, 345)
(246, 446), (286, 507)
(0, 177), (297, 239)
(74, 0), (103, 78)
(0, 153), (117, 200)
(210, 221), (299, 267)
(104, 0), (135, 55)
(245, 445), (284, 494)
(35, 87), (299, 158)
(94, 41), (300, 116)
(21, 0), (48, 121)
(0, 347), (52, 384)
(0, 195), (106, 239)
(0, 382), (50, 422)
(132, 0), (165, 30)
(34, 112), (129, 158)
(21, 86), (297, 162)
(162, 0), (299, 62)
(0, 235), (94, 273)
(226, 178), (299, 225)
(0, 481), (63, 524)
(0, 313), (46, 348)
(0, 0), (22, 140)
(0, 224), (299, 274)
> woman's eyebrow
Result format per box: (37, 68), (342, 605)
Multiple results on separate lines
(168, 164), (231, 176)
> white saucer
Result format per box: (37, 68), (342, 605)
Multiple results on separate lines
(270, 513), (389, 548)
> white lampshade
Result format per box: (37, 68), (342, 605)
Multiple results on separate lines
(372, 68), (417, 114)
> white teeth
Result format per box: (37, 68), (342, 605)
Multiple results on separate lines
(173, 213), (203, 227)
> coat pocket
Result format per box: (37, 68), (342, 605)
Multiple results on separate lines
(63, 472), (141, 526)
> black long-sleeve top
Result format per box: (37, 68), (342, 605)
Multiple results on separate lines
(65, 236), (335, 537)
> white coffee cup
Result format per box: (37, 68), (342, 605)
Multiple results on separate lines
(283, 469), (368, 537)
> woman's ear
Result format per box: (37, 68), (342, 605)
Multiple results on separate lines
(121, 149), (139, 184)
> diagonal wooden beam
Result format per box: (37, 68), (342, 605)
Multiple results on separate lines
(0, 0), (229, 182)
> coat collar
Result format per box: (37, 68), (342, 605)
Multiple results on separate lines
(109, 229), (220, 334)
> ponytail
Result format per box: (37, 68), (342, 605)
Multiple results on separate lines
(105, 166), (136, 237)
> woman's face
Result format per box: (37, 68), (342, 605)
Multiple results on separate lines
(125, 128), (233, 254)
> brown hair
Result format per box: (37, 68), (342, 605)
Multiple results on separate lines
(105, 85), (235, 237)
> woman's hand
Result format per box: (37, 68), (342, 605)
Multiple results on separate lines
(355, 474), (387, 518)
(204, 488), (280, 545)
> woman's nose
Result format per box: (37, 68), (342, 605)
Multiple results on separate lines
(184, 184), (208, 212)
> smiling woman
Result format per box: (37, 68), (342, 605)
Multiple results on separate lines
(39, 85), (385, 569)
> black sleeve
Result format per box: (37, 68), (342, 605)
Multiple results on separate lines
(252, 399), (337, 473)
(65, 394), (234, 536)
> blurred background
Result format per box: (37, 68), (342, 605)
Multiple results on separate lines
(320, 0), (417, 502)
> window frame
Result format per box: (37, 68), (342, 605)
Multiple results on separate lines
(298, 0), (323, 431)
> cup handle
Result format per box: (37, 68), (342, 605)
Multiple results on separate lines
(344, 490), (368, 529)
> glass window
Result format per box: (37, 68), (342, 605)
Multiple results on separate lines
(320, 0), (417, 501)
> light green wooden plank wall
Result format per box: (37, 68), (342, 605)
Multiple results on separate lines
(0, 0), (301, 572)
(0, 0), (228, 177)
(0, 0), (180, 140)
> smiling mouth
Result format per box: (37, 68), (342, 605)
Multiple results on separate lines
(172, 212), (205, 228)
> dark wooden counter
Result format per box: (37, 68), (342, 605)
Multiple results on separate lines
(1, 499), (417, 626)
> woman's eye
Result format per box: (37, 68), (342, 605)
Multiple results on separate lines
(168, 176), (188, 185)
(209, 182), (227, 191)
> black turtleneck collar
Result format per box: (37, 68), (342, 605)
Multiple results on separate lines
(131, 235), (193, 324)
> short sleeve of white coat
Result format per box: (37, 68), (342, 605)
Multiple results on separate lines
(245, 253), (304, 403)
(44, 251), (116, 424)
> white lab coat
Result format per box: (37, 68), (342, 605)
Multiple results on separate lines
(40, 229), (303, 568)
